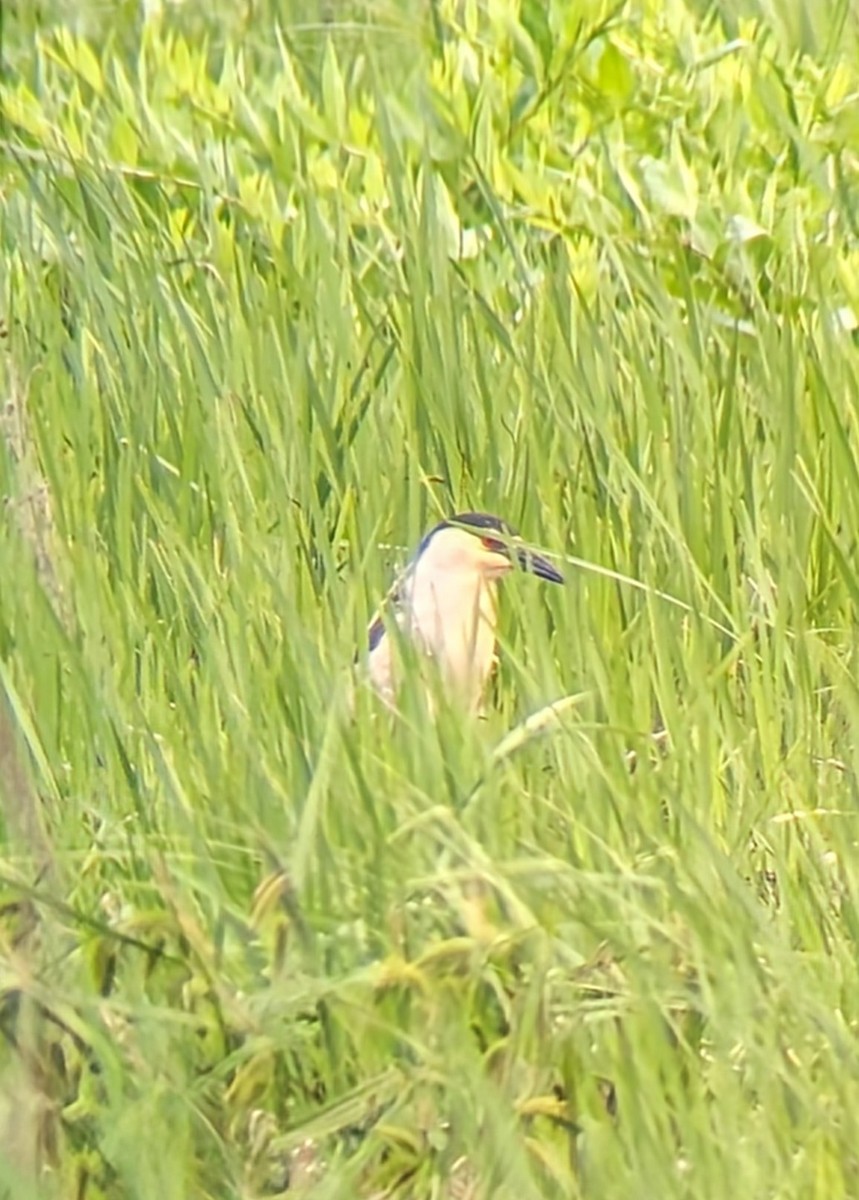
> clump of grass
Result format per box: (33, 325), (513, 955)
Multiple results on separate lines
(1, 0), (859, 1196)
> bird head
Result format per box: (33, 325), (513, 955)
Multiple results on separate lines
(416, 512), (565, 585)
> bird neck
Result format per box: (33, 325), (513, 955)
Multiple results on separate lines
(405, 565), (499, 708)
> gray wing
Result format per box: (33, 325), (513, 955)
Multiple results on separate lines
(364, 574), (413, 704)
(368, 613), (387, 652)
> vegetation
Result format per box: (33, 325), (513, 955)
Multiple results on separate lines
(2, 0), (859, 1195)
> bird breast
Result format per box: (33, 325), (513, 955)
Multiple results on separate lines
(405, 566), (498, 707)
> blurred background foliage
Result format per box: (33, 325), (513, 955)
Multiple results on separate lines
(2, 0), (859, 1197)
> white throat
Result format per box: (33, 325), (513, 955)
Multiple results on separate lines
(405, 557), (499, 707)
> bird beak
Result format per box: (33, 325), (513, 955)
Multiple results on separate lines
(514, 547), (564, 584)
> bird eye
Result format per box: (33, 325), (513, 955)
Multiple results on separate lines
(481, 536), (505, 553)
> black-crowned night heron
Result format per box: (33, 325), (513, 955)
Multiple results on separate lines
(366, 512), (564, 712)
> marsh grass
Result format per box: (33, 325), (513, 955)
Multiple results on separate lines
(2, 0), (859, 1195)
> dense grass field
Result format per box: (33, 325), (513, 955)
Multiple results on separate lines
(3, 0), (859, 1195)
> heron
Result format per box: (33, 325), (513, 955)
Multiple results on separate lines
(365, 512), (564, 712)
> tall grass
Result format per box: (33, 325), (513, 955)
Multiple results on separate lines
(2, 0), (859, 1195)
